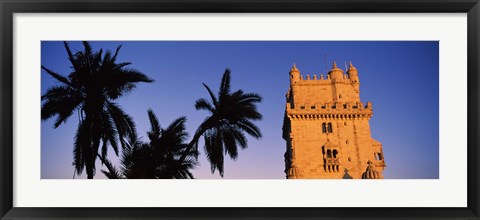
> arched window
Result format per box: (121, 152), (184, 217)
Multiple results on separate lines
(322, 123), (327, 133)
(327, 149), (332, 158)
(327, 122), (333, 133)
(332, 150), (338, 158)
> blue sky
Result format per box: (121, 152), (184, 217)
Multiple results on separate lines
(41, 41), (439, 179)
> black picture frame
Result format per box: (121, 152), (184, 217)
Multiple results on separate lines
(1, 0), (479, 219)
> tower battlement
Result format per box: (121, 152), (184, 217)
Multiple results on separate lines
(298, 73), (352, 81)
(286, 101), (373, 111)
(285, 102), (373, 121)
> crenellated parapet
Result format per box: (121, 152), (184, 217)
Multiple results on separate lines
(300, 73), (351, 81)
(287, 101), (372, 110)
(297, 74), (355, 84)
(285, 101), (373, 120)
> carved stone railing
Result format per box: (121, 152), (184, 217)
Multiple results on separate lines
(324, 158), (340, 172)
(325, 158), (339, 164)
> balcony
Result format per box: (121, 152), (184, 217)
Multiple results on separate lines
(324, 158), (340, 172)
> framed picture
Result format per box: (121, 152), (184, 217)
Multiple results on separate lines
(1, 0), (479, 219)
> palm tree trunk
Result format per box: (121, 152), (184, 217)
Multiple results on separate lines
(87, 171), (94, 179)
(83, 126), (95, 179)
(85, 142), (95, 179)
(177, 116), (217, 166)
(177, 126), (207, 165)
(84, 107), (100, 179)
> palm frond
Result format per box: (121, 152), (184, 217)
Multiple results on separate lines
(41, 66), (72, 86)
(219, 69), (231, 97)
(73, 120), (90, 175)
(194, 98), (215, 113)
(112, 62), (131, 71)
(41, 85), (83, 128)
(104, 68), (154, 100)
(231, 127), (248, 149)
(202, 83), (218, 107)
(106, 102), (137, 150)
(82, 41), (93, 58)
(100, 158), (123, 179)
(112, 44), (122, 62)
(238, 92), (262, 103)
(204, 127), (224, 177)
(119, 68), (154, 83)
(222, 126), (239, 159)
(41, 85), (78, 119)
(164, 116), (188, 143)
(237, 119), (262, 139)
(63, 41), (80, 70)
(99, 110), (119, 157)
(120, 140), (139, 178)
(93, 49), (103, 68)
(147, 109), (161, 141)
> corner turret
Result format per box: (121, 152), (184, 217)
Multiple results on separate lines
(361, 161), (383, 179)
(289, 63), (301, 84)
(347, 61), (360, 93)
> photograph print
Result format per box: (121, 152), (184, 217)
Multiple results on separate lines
(41, 41), (439, 179)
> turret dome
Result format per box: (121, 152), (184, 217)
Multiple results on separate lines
(361, 160), (383, 179)
(347, 61), (358, 73)
(290, 63), (300, 73)
(328, 61), (344, 79)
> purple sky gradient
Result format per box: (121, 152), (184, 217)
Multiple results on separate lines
(41, 41), (439, 179)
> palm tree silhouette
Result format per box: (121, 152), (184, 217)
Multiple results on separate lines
(178, 69), (263, 177)
(41, 41), (153, 179)
(101, 109), (198, 179)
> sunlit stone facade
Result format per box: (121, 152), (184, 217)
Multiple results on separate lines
(282, 62), (386, 179)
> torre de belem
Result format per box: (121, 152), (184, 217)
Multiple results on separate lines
(282, 62), (386, 179)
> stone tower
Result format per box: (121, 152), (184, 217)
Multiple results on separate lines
(282, 62), (386, 179)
